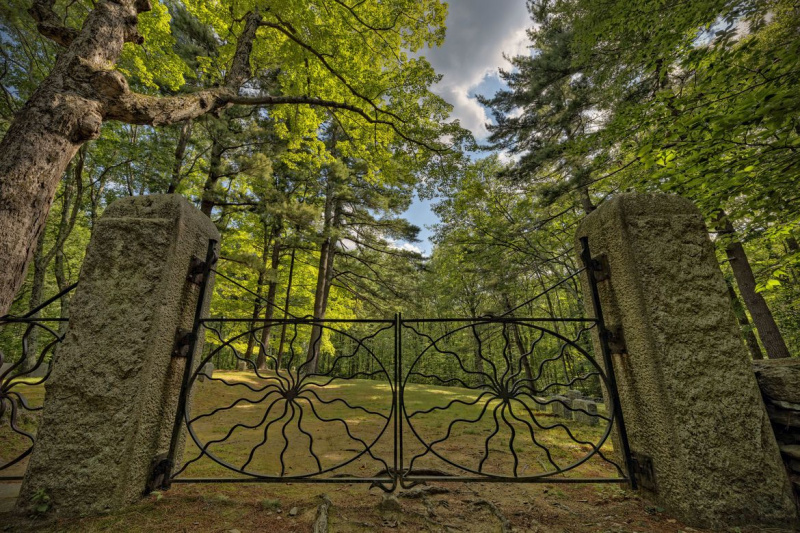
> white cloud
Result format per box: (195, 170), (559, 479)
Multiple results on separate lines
(497, 150), (521, 165)
(388, 240), (424, 255)
(423, 0), (531, 140)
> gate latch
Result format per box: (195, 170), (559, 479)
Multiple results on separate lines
(172, 328), (195, 358)
(630, 452), (657, 492)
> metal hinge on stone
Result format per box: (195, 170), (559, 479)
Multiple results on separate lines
(172, 328), (195, 358)
(590, 254), (610, 282)
(604, 325), (627, 355)
(187, 257), (207, 285)
(146, 453), (172, 494)
(630, 452), (657, 492)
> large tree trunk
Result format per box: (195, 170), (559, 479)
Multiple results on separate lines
(721, 218), (791, 359)
(256, 224), (282, 370)
(0, 86), (90, 317)
(725, 279), (763, 361)
(0, 0), (154, 317)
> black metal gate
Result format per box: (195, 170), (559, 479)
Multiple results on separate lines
(160, 239), (634, 492)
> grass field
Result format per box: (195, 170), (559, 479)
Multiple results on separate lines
(0, 372), (785, 532)
(175, 370), (620, 483)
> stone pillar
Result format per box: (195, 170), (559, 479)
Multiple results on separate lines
(17, 195), (218, 516)
(576, 193), (797, 529)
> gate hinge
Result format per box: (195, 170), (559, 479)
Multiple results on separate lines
(630, 452), (657, 492)
(172, 328), (195, 358)
(187, 257), (207, 285)
(589, 254), (610, 282)
(604, 325), (627, 355)
(146, 453), (173, 494)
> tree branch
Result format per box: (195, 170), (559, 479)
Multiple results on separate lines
(28, 0), (79, 47)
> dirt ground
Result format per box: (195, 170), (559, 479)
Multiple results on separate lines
(1, 480), (797, 533)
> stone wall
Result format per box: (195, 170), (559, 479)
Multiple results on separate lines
(753, 359), (800, 504)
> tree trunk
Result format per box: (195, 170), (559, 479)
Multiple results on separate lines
(167, 119), (193, 193)
(276, 245), (297, 369)
(0, 85), (91, 317)
(306, 197), (341, 375)
(256, 225), (282, 370)
(200, 138), (224, 216)
(22, 233), (48, 373)
(786, 236), (799, 284)
(243, 269), (265, 362)
(53, 154), (84, 318)
(725, 279), (763, 360)
(467, 304), (486, 387)
(503, 296), (534, 389)
(244, 227), (271, 362)
(721, 218), (791, 359)
(578, 185), (595, 214)
(0, 0), (157, 316)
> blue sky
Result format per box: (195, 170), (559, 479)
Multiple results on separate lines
(399, 0), (531, 256)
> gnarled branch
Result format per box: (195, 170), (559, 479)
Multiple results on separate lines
(28, 0), (79, 47)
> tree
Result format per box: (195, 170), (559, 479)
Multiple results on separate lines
(484, 0), (800, 357)
(0, 0), (456, 315)
(479, 16), (602, 214)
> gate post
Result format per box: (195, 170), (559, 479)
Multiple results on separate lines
(16, 195), (218, 517)
(576, 193), (797, 529)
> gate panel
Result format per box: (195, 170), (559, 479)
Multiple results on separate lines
(398, 317), (628, 486)
(169, 318), (398, 490)
(163, 256), (633, 490)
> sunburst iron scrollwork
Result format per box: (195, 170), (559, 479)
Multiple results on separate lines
(1, 320), (64, 477)
(172, 319), (397, 489)
(400, 319), (626, 484)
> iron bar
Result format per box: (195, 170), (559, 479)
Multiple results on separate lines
(161, 239), (217, 489)
(579, 236), (637, 489)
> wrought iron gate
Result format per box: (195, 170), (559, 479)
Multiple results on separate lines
(0, 283), (76, 481)
(160, 239), (635, 492)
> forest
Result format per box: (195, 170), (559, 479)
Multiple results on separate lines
(1, 0), (798, 374)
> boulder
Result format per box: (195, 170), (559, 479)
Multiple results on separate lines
(753, 359), (800, 404)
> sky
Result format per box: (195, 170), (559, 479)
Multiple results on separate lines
(398, 0), (531, 256)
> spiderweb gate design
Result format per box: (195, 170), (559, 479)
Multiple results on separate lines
(161, 240), (634, 491)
